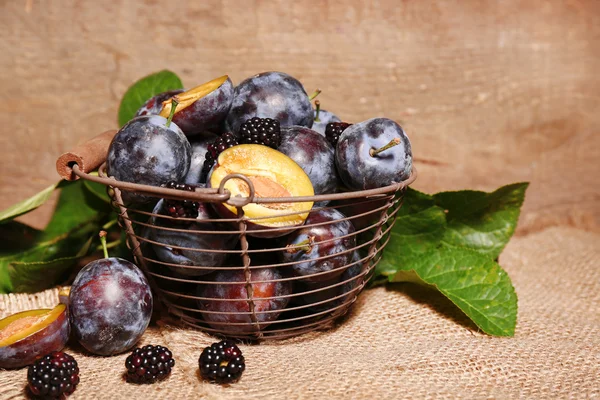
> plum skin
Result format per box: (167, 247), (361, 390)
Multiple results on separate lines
(331, 195), (390, 231)
(278, 126), (339, 200)
(150, 199), (238, 277)
(312, 109), (341, 136)
(107, 115), (191, 204)
(135, 78), (234, 136)
(225, 71), (313, 134)
(295, 251), (364, 313)
(0, 305), (70, 369)
(171, 77), (234, 136)
(185, 133), (218, 184)
(69, 258), (153, 356)
(198, 268), (292, 334)
(136, 89), (184, 117)
(336, 118), (412, 190)
(280, 208), (356, 283)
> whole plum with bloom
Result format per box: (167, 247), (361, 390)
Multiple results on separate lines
(69, 258), (152, 356)
(225, 71), (313, 134)
(336, 118), (412, 190)
(197, 268), (292, 334)
(279, 208), (356, 283)
(107, 115), (191, 204)
(185, 133), (218, 184)
(278, 126), (339, 200)
(150, 199), (238, 277)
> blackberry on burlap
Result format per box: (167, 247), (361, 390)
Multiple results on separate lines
(125, 345), (175, 384)
(199, 340), (245, 384)
(27, 351), (79, 398)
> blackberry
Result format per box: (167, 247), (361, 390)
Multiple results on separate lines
(199, 340), (245, 384)
(239, 117), (281, 148)
(125, 345), (175, 384)
(325, 122), (352, 146)
(201, 132), (238, 181)
(27, 351), (79, 399)
(163, 181), (199, 218)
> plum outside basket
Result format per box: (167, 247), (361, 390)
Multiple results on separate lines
(62, 142), (416, 341)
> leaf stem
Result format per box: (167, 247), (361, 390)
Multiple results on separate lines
(102, 219), (118, 231)
(95, 238), (121, 252)
(369, 138), (401, 157)
(308, 89), (321, 101)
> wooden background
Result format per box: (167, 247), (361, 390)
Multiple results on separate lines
(0, 0), (598, 234)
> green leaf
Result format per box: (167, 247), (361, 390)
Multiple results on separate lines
(117, 70), (183, 127)
(0, 181), (70, 224)
(0, 219), (99, 293)
(7, 235), (94, 293)
(377, 184), (526, 336)
(84, 180), (112, 204)
(42, 180), (111, 240)
(0, 180), (112, 293)
(388, 245), (518, 336)
(434, 183), (529, 259)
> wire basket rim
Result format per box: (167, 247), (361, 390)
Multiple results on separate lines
(71, 162), (417, 204)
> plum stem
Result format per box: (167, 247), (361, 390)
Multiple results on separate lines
(285, 236), (315, 254)
(314, 100), (321, 122)
(99, 231), (109, 258)
(369, 138), (402, 157)
(308, 88), (322, 101)
(165, 97), (179, 128)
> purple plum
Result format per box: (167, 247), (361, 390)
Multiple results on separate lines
(278, 126), (339, 200)
(225, 71), (313, 134)
(279, 208), (356, 283)
(336, 118), (412, 190)
(107, 115), (191, 204)
(69, 258), (153, 356)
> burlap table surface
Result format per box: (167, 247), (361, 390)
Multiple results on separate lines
(0, 226), (598, 399)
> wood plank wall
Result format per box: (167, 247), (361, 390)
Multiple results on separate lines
(0, 1), (598, 234)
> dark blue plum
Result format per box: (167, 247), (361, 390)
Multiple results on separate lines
(185, 133), (218, 184)
(225, 71), (313, 134)
(69, 258), (153, 356)
(279, 208), (356, 283)
(135, 89), (184, 117)
(107, 115), (191, 204)
(197, 268), (292, 334)
(278, 126), (339, 200)
(295, 251), (364, 312)
(336, 118), (412, 190)
(150, 199), (238, 277)
(312, 109), (341, 136)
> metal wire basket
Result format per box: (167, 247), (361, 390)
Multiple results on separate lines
(57, 131), (417, 340)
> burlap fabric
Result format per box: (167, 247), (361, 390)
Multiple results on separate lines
(1, 227), (598, 399)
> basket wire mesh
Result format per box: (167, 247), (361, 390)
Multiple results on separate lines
(73, 163), (416, 340)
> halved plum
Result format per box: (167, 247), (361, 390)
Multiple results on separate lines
(0, 304), (69, 369)
(208, 144), (314, 237)
(159, 75), (234, 136)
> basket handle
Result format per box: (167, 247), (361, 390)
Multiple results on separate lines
(55, 130), (117, 181)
